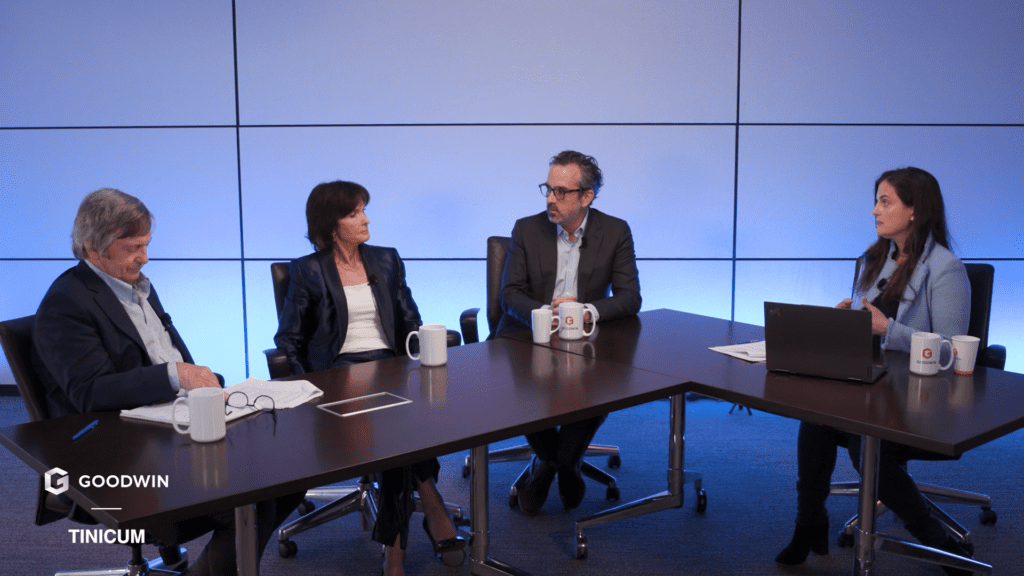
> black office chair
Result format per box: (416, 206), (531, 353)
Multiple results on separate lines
(263, 263), (466, 562)
(459, 236), (623, 507)
(0, 315), (187, 576)
(831, 262), (1005, 551)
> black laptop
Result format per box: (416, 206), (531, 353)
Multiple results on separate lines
(764, 301), (887, 383)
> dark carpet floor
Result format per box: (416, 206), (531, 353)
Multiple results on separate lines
(2, 393), (1021, 575)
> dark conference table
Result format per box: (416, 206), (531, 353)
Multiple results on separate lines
(507, 308), (1018, 575)
(4, 309), (1019, 575)
(0, 335), (687, 576)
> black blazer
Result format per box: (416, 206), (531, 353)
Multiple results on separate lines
(274, 244), (422, 375)
(496, 208), (641, 337)
(32, 261), (194, 418)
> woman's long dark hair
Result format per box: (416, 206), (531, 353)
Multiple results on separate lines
(856, 167), (951, 303)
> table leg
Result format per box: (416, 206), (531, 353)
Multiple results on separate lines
(853, 435), (880, 576)
(236, 504), (258, 576)
(573, 393), (704, 558)
(854, 435), (993, 575)
(469, 444), (533, 576)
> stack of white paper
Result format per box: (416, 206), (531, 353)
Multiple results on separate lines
(708, 341), (767, 363)
(120, 378), (323, 424)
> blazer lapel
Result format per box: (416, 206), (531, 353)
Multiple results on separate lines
(898, 235), (936, 322)
(538, 216), (560, 301)
(318, 250), (349, 343)
(148, 287), (194, 364)
(577, 209), (603, 301)
(76, 262), (147, 353)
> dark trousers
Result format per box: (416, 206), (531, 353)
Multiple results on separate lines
(525, 413), (608, 468)
(330, 348), (441, 550)
(795, 421), (947, 545)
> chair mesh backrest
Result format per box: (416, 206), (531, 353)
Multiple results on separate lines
(485, 236), (511, 339)
(271, 262), (291, 317)
(0, 315), (50, 422)
(853, 259), (994, 350)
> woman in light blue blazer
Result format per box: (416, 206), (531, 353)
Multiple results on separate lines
(777, 167), (973, 576)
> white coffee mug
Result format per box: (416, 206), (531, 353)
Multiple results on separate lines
(406, 324), (447, 366)
(172, 387), (226, 443)
(909, 331), (954, 376)
(558, 302), (595, 341)
(951, 335), (981, 375)
(531, 308), (560, 344)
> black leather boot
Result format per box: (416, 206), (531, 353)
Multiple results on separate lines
(518, 456), (557, 516)
(775, 522), (829, 565)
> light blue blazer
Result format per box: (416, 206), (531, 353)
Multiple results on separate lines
(855, 234), (970, 353)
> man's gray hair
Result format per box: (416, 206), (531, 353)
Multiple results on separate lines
(71, 189), (152, 259)
(550, 150), (603, 200)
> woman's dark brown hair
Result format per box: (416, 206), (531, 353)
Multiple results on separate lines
(856, 167), (951, 303)
(305, 181), (370, 251)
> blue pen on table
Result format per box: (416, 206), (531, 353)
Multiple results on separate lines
(72, 420), (98, 441)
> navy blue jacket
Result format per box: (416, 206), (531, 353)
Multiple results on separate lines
(273, 244), (422, 375)
(32, 261), (192, 418)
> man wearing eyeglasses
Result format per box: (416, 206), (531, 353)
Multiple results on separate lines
(32, 188), (301, 576)
(496, 150), (641, 516)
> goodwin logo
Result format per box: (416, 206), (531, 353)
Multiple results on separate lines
(45, 467), (69, 495)
(922, 348), (933, 359)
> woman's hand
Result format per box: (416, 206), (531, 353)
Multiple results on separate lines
(861, 297), (890, 336)
(836, 298), (853, 309)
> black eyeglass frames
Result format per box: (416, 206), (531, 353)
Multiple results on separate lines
(225, 391), (276, 416)
(539, 183), (586, 200)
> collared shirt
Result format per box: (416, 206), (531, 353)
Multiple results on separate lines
(550, 210), (599, 323)
(84, 260), (185, 391)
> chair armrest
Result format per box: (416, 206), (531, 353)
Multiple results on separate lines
(460, 308), (481, 344)
(446, 329), (462, 348)
(978, 345), (1006, 371)
(263, 347), (290, 380)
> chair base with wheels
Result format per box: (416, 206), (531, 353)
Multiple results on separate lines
(276, 475), (466, 558)
(277, 476), (378, 558)
(52, 545), (187, 576)
(831, 480), (995, 552)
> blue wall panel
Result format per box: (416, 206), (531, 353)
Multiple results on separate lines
(742, 0), (1024, 124)
(239, 125), (737, 259)
(0, 0), (236, 127)
(2, 0), (1021, 385)
(0, 129), (241, 259)
(236, 1), (739, 125)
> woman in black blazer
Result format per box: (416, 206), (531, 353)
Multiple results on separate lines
(275, 181), (463, 576)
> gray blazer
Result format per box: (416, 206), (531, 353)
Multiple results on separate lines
(856, 234), (970, 353)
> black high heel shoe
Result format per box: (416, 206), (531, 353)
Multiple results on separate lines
(775, 523), (830, 565)
(423, 516), (466, 566)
